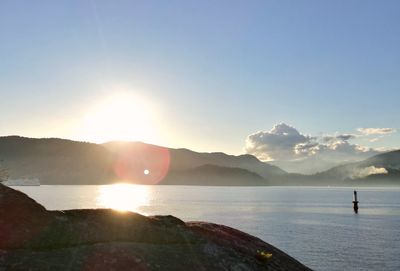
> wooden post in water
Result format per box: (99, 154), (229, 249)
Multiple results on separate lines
(353, 190), (359, 213)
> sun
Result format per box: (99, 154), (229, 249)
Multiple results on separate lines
(81, 93), (158, 143)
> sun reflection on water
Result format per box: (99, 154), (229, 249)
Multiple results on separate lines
(96, 183), (150, 213)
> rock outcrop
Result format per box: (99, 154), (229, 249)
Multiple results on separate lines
(0, 184), (311, 270)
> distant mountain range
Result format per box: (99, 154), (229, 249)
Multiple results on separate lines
(269, 157), (346, 175)
(0, 136), (399, 186)
(312, 150), (400, 185)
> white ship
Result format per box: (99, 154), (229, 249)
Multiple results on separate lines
(3, 178), (40, 186)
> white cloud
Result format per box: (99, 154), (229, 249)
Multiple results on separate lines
(244, 123), (314, 161)
(350, 166), (388, 179)
(245, 123), (384, 173)
(357, 127), (396, 135)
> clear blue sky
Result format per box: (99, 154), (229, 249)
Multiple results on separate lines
(1, 0), (399, 154)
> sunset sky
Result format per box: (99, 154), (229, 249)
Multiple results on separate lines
(1, 0), (399, 163)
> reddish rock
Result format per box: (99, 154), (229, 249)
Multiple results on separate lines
(0, 184), (311, 270)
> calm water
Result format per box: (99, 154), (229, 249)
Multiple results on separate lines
(14, 185), (400, 271)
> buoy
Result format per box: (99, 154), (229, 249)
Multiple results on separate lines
(353, 190), (359, 213)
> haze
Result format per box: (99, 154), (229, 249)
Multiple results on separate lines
(1, 0), (399, 173)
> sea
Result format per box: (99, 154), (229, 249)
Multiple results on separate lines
(13, 185), (400, 271)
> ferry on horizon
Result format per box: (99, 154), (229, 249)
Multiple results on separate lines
(4, 177), (41, 186)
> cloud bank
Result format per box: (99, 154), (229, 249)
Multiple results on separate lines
(245, 123), (396, 173)
(244, 123), (314, 161)
(350, 166), (388, 179)
(245, 123), (382, 162)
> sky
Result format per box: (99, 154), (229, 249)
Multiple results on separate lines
(1, 0), (400, 166)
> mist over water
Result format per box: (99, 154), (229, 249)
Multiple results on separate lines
(15, 185), (400, 271)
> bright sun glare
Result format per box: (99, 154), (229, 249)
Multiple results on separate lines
(82, 93), (158, 143)
(96, 183), (150, 212)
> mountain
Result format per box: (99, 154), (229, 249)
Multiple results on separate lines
(0, 136), (115, 184)
(161, 164), (267, 186)
(103, 141), (286, 179)
(313, 150), (400, 185)
(270, 157), (345, 175)
(0, 136), (282, 185)
(1, 136), (398, 186)
(363, 150), (400, 168)
(103, 141), (283, 185)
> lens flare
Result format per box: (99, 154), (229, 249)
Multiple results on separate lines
(114, 144), (170, 185)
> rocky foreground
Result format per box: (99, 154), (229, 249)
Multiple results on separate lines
(0, 184), (311, 270)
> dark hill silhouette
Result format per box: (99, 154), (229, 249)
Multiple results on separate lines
(0, 136), (282, 185)
(363, 150), (400, 168)
(104, 141), (285, 178)
(169, 148), (285, 178)
(161, 164), (267, 186)
(0, 136), (115, 184)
